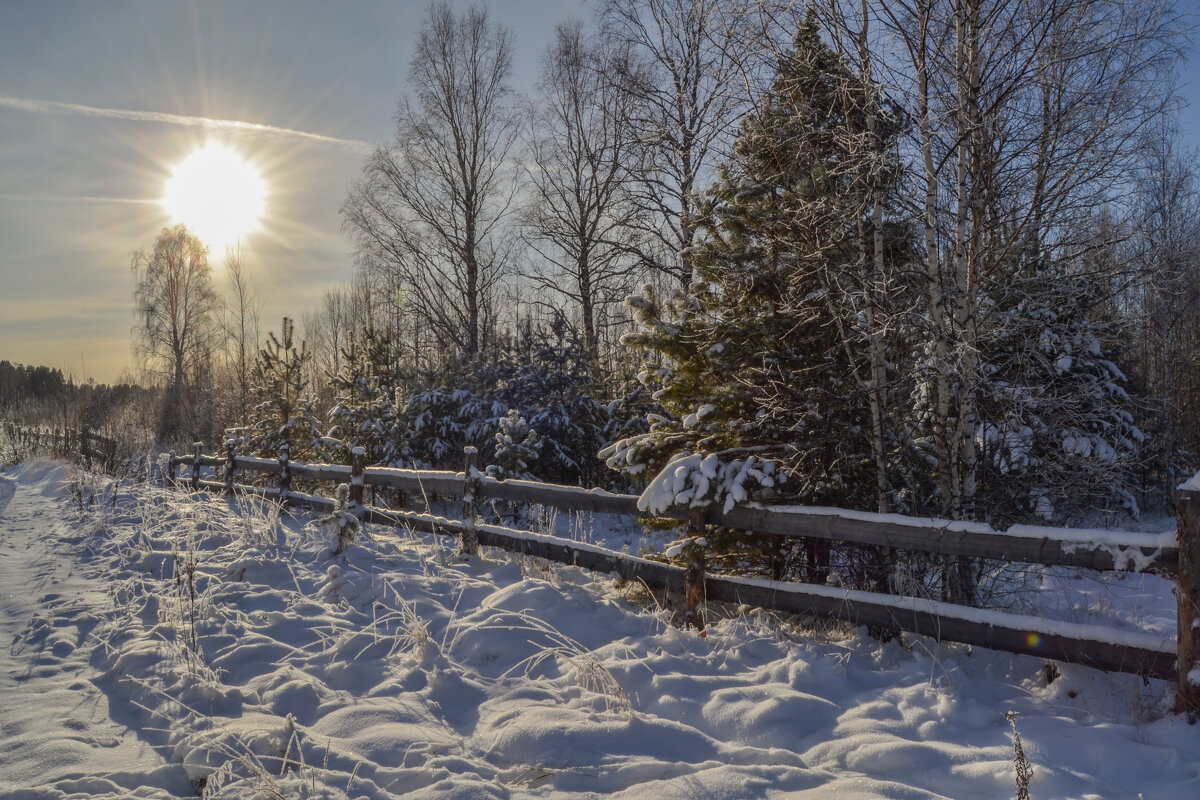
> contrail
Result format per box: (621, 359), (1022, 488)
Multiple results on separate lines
(0, 193), (159, 205)
(0, 96), (374, 151)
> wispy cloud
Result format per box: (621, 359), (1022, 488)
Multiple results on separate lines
(0, 192), (159, 205)
(0, 96), (374, 151)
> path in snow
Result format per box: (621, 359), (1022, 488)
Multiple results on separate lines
(0, 463), (189, 798)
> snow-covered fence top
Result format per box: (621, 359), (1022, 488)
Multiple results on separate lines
(168, 447), (1177, 576)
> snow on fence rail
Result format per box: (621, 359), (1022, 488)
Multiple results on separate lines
(166, 444), (1179, 574)
(159, 441), (1198, 713)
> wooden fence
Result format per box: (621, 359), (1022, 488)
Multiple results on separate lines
(3, 422), (118, 468)
(161, 439), (1199, 715)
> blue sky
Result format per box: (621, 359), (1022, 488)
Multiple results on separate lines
(1169, 1), (1200, 148)
(0, 0), (1195, 383)
(0, 0), (584, 383)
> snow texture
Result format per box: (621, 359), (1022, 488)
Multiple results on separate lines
(1, 461), (1198, 799)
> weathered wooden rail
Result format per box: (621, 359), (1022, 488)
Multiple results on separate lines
(165, 441), (1195, 713)
(168, 443), (1179, 574)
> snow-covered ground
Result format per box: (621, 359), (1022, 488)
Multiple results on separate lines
(1, 459), (1198, 799)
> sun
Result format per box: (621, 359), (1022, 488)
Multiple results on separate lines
(162, 143), (266, 254)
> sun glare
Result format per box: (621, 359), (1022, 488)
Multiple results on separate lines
(162, 143), (266, 254)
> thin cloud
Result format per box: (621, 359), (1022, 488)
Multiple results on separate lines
(0, 96), (374, 151)
(0, 192), (159, 205)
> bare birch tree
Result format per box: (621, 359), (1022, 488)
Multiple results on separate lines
(600, 0), (752, 287)
(522, 21), (643, 369)
(131, 224), (222, 442)
(343, 1), (521, 359)
(221, 245), (260, 425)
(302, 286), (355, 412)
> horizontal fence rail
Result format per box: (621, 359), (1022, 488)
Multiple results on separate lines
(174, 475), (1179, 679)
(167, 448), (1178, 576)
(157, 440), (1195, 696)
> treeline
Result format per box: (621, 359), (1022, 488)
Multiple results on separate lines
(0, 359), (157, 442)
(0, 361), (68, 408)
(122, 0), (1198, 579)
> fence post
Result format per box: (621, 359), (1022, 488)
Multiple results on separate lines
(166, 451), (176, 487)
(349, 447), (365, 513)
(461, 446), (479, 556)
(224, 436), (237, 495)
(684, 506), (707, 637)
(1175, 481), (1200, 718)
(103, 433), (115, 470)
(279, 442), (291, 495)
(191, 442), (202, 491)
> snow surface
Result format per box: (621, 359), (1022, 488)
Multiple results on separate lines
(0, 462), (190, 798)
(2, 461), (1199, 798)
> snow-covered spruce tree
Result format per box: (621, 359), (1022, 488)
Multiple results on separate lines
(974, 246), (1145, 526)
(602, 373), (660, 488)
(486, 409), (541, 481)
(320, 484), (363, 556)
(605, 19), (911, 582)
(326, 325), (408, 466)
(483, 408), (541, 523)
(393, 356), (510, 471)
(245, 317), (326, 462)
(494, 322), (610, 487)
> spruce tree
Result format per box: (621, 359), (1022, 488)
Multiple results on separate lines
(496, 322), (609, 486)
(486, 409), (541, 481)
(605, 19), (909, 581)
(327, 326), (407, 466)
(246, 317), (326, 461)
(974, 250), (1145, 525)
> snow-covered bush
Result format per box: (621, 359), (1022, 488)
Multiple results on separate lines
(389, 332), (611, 485)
